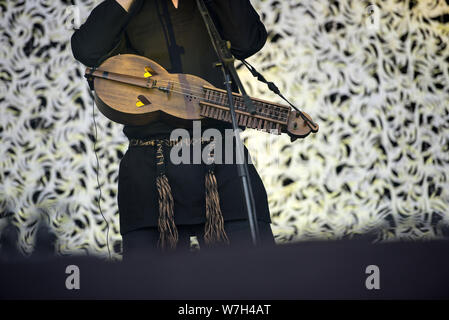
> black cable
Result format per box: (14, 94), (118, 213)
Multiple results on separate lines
(240, 59), (318, 131)
(91, 93), (111, 260)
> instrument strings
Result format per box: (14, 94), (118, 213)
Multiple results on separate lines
(148, 79), (287, 121)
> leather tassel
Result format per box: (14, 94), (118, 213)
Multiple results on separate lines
(131, 138), (229, 251)
(204, 169), (229, 246)
(155, 142), (178, 250)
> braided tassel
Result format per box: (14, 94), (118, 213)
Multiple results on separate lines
(204, 141), (229, 246)
(155, 142), (178, 250)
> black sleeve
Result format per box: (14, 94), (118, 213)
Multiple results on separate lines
(205, 0), (267, 59)
(70, 0), (143, 67)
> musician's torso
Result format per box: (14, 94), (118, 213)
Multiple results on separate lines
(126, 0), (224, 87)
(122, 0), (231, 138)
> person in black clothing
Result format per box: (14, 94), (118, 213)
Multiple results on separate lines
(71, 0), (275, 259)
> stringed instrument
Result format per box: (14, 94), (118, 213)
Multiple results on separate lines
(85, 54), (318, 140)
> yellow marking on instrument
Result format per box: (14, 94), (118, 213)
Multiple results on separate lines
(136, 100), (145, 107)
(144, 66), (155, 78)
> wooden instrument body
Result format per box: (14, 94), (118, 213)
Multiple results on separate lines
(88, 54), (319, 139)
(93, 54), (208, 126)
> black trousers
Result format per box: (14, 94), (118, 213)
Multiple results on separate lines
(122, 219), (275, 260)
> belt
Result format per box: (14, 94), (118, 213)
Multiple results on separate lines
(129, 137), (214, 147)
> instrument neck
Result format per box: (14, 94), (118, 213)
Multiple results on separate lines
(202, 86), (291, 126)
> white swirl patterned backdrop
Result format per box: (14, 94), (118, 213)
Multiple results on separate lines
(1, 0), (448, 258)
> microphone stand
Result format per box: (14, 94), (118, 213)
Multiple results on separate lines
(196, 0), (260, 246)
